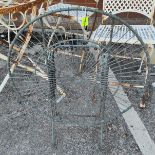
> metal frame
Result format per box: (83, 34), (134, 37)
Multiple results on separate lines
(8, 6), (151, 148)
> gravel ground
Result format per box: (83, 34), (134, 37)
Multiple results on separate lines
(0, 48), (155, 155)
(0, 81), (142, 155)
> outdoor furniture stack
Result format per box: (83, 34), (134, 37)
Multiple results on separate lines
(92, 0), (155, 64)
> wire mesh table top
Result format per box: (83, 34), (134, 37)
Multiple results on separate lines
(91, 25), (155, 44)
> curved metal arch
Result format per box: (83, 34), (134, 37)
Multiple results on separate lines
(103, 10), (153, 20)
(9, 6), (150, 77)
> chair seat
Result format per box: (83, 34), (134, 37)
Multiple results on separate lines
(91, 25), (155, 44)
(48, 3), (94, 23)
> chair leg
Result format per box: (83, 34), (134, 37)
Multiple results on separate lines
(138, 45), (155, 108)
(148, 45), (155, 64)
(137, 44), (155, 74)
(79, 50), (85, 73)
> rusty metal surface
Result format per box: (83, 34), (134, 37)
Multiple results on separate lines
(0, 0), (48, 14)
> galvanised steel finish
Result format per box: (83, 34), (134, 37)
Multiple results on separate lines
(7, 6), (152, 150)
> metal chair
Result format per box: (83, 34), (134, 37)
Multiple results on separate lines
(8, 7), (152, 151)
